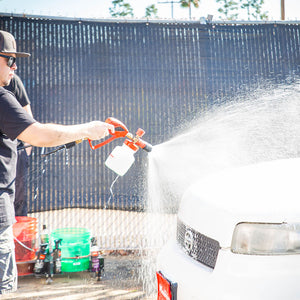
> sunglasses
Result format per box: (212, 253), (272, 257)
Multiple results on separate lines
(0, 54), (16, 68)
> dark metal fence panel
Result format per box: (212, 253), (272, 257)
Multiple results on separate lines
(0, 16), (299, 212)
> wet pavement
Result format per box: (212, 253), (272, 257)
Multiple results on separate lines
(1, 254), (156, 300)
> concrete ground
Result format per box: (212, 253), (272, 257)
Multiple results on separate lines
(10, 208), (173, 299)
(1, 254), (156, 300)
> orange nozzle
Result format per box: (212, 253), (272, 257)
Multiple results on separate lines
(88, 117), (153, 152)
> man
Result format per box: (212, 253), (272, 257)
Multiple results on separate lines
(4, 74), (33, 216)
(0, 30), (114, 294)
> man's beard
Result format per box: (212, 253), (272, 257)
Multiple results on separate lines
(1, 78), (11, 87)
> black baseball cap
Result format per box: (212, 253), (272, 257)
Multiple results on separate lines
(0, 30), (30, 57)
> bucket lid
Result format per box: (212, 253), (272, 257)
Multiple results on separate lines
(51, 228), (91, 240)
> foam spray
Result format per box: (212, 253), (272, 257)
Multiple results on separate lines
(142, 81), (300, 295)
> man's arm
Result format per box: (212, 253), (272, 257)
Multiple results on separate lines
(17, 121), (114, 148)
(22, 104), (33, 117)
(21, 104), (34, 155)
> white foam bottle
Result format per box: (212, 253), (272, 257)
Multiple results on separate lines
(105, 140), (139, 176)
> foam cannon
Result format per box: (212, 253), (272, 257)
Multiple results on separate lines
(88, 117), (152, 152)
(88, 117), (152, 176)
(40, 117), (152, 176)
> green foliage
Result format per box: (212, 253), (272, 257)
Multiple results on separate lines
(145, 4), (158, 18)
(180, 0), (200, 19)
(216, 0), (239, 20)
(240, 0), (268, 20)
(216, 0), (268, 20)
(180, 0), (200, 8)
(109, 0), (134, 17)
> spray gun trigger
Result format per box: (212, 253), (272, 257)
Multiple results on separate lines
(114, 126), (127, 132)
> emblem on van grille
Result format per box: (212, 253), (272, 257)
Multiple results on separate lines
(177, 219), (220, 269)
(184, 229), (194, 251)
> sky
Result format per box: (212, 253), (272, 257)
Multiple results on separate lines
(0, 0), (299, 21)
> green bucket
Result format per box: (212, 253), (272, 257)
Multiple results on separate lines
(51, 228), (91, 272)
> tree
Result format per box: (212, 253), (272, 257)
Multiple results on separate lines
(145, 4), (158, 18)
(240, 0), (268, 20)
(180, 0), (200, 19)
(216, 0), (268, 20)
(216, 0), (239, 20)
(109, 0), (134, 18)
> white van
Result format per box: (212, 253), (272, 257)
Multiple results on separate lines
(156, 158), (300, 300)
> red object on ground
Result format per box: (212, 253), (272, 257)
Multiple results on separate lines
(13, 216), (38, 275)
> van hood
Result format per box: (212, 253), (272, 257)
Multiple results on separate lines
(178, 158), (300, 246)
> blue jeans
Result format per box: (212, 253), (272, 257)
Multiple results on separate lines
(0, 226), (17, 294)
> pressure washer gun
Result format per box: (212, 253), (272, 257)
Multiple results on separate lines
(41, 117), (152, 176)
(88, 117), (153, 176)
(88, 117), (152, 152)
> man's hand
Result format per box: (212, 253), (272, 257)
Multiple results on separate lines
(86, 121), (115, 141)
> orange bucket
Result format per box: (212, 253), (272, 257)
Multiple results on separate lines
(13, 217), (38, 262)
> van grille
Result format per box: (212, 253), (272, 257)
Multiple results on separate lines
(177, 219), (220, 269)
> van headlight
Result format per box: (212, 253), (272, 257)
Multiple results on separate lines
(231, 222), (300, 255)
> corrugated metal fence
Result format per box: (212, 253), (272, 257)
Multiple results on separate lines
(0, 15), (299, 248)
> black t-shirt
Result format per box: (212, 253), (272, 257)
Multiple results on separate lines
(0, 87), (36, 226)
(4, 74), (31, 149)
(4, 74), (31, 107)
